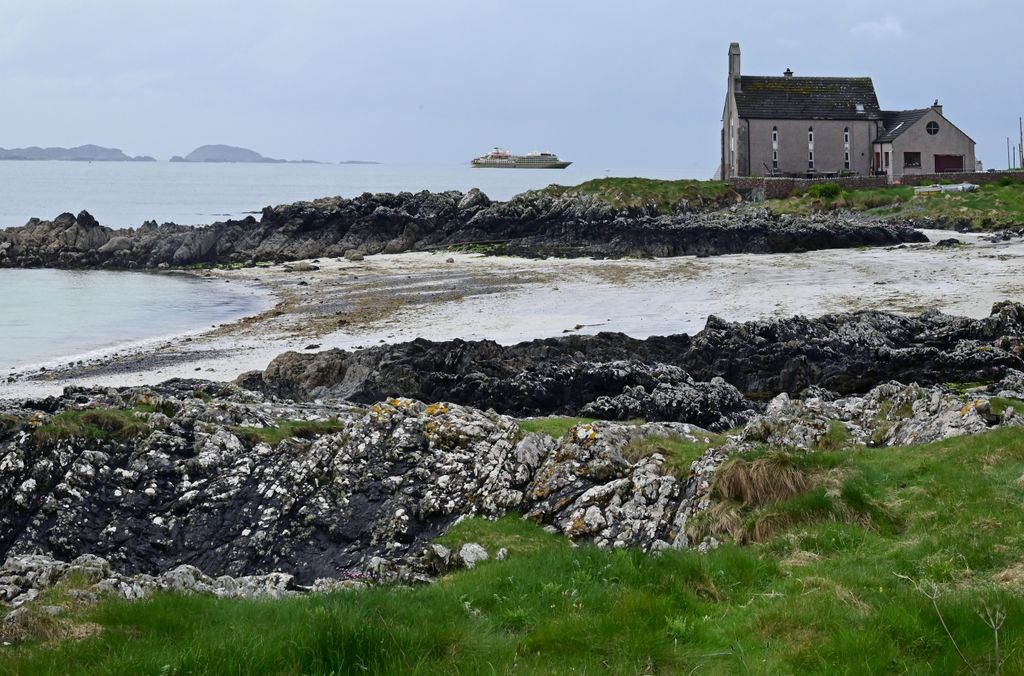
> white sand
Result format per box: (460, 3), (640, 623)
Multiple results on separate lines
(4, 230), (1021, 400)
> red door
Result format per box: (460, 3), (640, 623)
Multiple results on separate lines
(934, 155), (964, 172)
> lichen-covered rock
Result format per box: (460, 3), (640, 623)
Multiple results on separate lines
(742, 381), (1002, 449)
(0, 382), (722, 588)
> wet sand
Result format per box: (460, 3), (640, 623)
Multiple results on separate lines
(4, 230), (1022, 400)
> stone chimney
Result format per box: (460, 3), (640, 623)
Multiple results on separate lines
(784, 68), (793, 79)
(729, 42), (741, 93)
(932, 99), (943, 116)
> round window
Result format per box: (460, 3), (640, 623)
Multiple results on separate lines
(926, 121), (939, 135)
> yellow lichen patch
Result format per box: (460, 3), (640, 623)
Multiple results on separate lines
(425, 403), (450, 417)
(572, 423), (599, 449)
(960, 400), (984, 416)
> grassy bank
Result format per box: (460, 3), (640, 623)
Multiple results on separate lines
(770, 181), (1024, 231)
(544, 177), (738, 214)
(5, 427), (1024, 674)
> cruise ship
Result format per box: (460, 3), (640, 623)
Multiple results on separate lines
(471, 148), (572, 169)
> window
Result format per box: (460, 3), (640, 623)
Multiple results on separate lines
(855, 103), (865, 113)
(771, 126), (779, 170)
(843, 127), (851, 170)
(926, 121), (940, 135)
(904, 151), (922, 168)
(807, 127), (814, 170)
(729, 119), (735, 173)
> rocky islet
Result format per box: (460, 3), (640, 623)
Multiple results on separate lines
(0, 188), (927, 268)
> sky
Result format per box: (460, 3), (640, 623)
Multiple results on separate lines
(0, 0), (1021, 176)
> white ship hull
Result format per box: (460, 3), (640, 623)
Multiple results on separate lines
(471, 149), (572, 169)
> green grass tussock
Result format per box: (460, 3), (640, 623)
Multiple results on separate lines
(622, 432), (726, 479)
(517, 416), (594, 439)
(31, 408), (152, 445)
(7, 428), (1024, 673)
(231, 419), (346, 446)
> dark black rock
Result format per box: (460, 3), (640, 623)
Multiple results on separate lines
(0, 190), (928, 269)
(242, 302), (1024, 404)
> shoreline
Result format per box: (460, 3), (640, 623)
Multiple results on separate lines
(1, 228), (1019, 402)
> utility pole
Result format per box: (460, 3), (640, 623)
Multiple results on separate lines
(1019, 116), (1023, 170)
(1011, 137), (1014, 170)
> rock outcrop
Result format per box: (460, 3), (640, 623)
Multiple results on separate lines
(242, 357), (755, 432)
(742, 381), (1009, 450)
(242, 302), (1024, 410)
(3, 367), (1023, 608)
(0, 381), (720, 586)
(0, 189), (927, 268)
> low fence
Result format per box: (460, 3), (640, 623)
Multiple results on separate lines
(730, 171), (1024, 200)
(896, 171), (1024, 187)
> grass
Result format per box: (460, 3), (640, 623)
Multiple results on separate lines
(7, 428), (1024, 673)
(622, 432), (726, 479)
(770, 182), (1024, 231)
(816, 420), (852, 451)
(31, 408), (152, 445)
(542, 177), (738, 214)
(989, 396), (1024, 417)
(517, 416), (595, 439)
(0, 414), (23, 434)
(230, 419), (346, 446)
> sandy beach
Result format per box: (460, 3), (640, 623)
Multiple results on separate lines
(3, 229), (1022, 400)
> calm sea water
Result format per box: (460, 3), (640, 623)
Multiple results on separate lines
(0, 161), (687, 369)
(0, 161), (691, 228)
(0, 269), (267, 370)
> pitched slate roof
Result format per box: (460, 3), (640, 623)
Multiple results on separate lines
(875, 109), (931, 143)
(735, 76), (881, 120)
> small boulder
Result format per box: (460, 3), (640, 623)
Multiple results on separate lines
(457, 543), (489, 569)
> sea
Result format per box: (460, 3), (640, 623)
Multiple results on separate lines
(0, 161), (690, 369)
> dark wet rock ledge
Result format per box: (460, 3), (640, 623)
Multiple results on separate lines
(241, 301), (1024, 408)
(0, 189), (926, 268)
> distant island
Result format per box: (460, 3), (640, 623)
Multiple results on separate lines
(0, 145), (155, 162)
(169, 144), (325, 164)
(0, 142), (376, 164)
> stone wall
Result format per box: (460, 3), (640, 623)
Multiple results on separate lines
(729, 175), (889, 200)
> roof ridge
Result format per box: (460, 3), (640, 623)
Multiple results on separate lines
(741, 75), (874, 80)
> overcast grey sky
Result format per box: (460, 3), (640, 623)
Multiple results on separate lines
(1, 0), (1020, 175)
